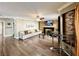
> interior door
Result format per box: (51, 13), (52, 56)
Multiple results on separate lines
(0, 22), (2, 35)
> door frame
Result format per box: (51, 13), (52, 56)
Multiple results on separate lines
(0, 22), (3, 36)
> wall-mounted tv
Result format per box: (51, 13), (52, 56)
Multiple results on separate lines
(45, 20), (53, 26)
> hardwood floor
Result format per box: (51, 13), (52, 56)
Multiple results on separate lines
(0, 35), (60, 56)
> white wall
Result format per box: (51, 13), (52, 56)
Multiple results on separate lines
(5, 19), (14, 37)
(0, 19), (4, 36)
(0, 18), (39, 38)
(14, 19), (39, 39)
(0, 18), (14, 37)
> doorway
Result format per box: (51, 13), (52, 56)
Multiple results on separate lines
(0, 22), (3, 36)
(0, 22), (3, 55)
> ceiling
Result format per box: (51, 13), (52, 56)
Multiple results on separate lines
(0, 2), (71, 20)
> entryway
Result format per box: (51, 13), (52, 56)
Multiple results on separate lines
(0, 22), (3, 35)
(0, 22), (3, 55)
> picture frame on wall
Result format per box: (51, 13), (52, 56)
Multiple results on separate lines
(6, 22), (12, 28)
(45, 20), (53, 26)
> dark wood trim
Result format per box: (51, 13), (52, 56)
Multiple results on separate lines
(62, 14), (65, 35)
(58, 16), (61, 45)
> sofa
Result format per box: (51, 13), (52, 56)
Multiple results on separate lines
(19, 29), (42, 40)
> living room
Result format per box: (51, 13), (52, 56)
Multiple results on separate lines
(0, 2), (79, 56)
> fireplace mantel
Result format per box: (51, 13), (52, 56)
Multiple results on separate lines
(43, 26), (54, 28)
(43, 26), (54, 35)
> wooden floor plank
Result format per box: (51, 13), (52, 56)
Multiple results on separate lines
(0, 35), (60, 56)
